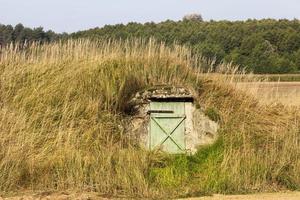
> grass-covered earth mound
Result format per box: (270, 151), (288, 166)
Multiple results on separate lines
(0, 40), (299, 198)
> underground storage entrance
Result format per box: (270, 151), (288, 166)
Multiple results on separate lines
(129, 86), (219, 154)
(148, 97), (193, 154)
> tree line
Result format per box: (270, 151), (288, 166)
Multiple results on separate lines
(0, 23), (65, 47)
(1, 19), (300, 74)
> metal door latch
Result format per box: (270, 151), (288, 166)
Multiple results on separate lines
(147, 110), (174, 114)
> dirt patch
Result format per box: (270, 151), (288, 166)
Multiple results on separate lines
(3, 191), (300, 200)
(182, 192), (300, 200)
(0, 191), (110, 200)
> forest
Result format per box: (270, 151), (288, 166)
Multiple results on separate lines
(0, 23), (64, 46)
(1, 18), (300, 74)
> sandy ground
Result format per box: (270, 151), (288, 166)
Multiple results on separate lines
(2, 191), (300, 200)
(0, 192), (106, 200)
(182, 192), (300, 200)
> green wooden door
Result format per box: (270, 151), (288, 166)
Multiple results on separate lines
(149, 102), (186, 153)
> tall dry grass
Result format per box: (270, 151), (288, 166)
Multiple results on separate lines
(0, 39), (201, 197)
(197, 78), (300, 193)
(0, 39), (299, 198)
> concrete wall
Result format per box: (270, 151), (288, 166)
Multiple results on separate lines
(184, 102), (219, 154)
(128, 102), (219, 154)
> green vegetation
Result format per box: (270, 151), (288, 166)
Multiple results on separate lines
(204, 107), (221, 122)
(0, 23), (64, 46)
(2, 18), (300, 74)
(0, 40), (300, 198)
(71, 18), (300, 74)
(149, 138), (224, 197)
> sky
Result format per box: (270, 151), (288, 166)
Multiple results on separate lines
(0, 0), (300, 33)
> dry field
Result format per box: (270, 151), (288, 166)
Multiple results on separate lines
(235, 82), (300, 106)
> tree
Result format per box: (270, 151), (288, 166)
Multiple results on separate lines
(183, 14), (203, 22)
(0, 34), (4, 47)
(13, 23), (24, 42)
(0, 23), (62, 46)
